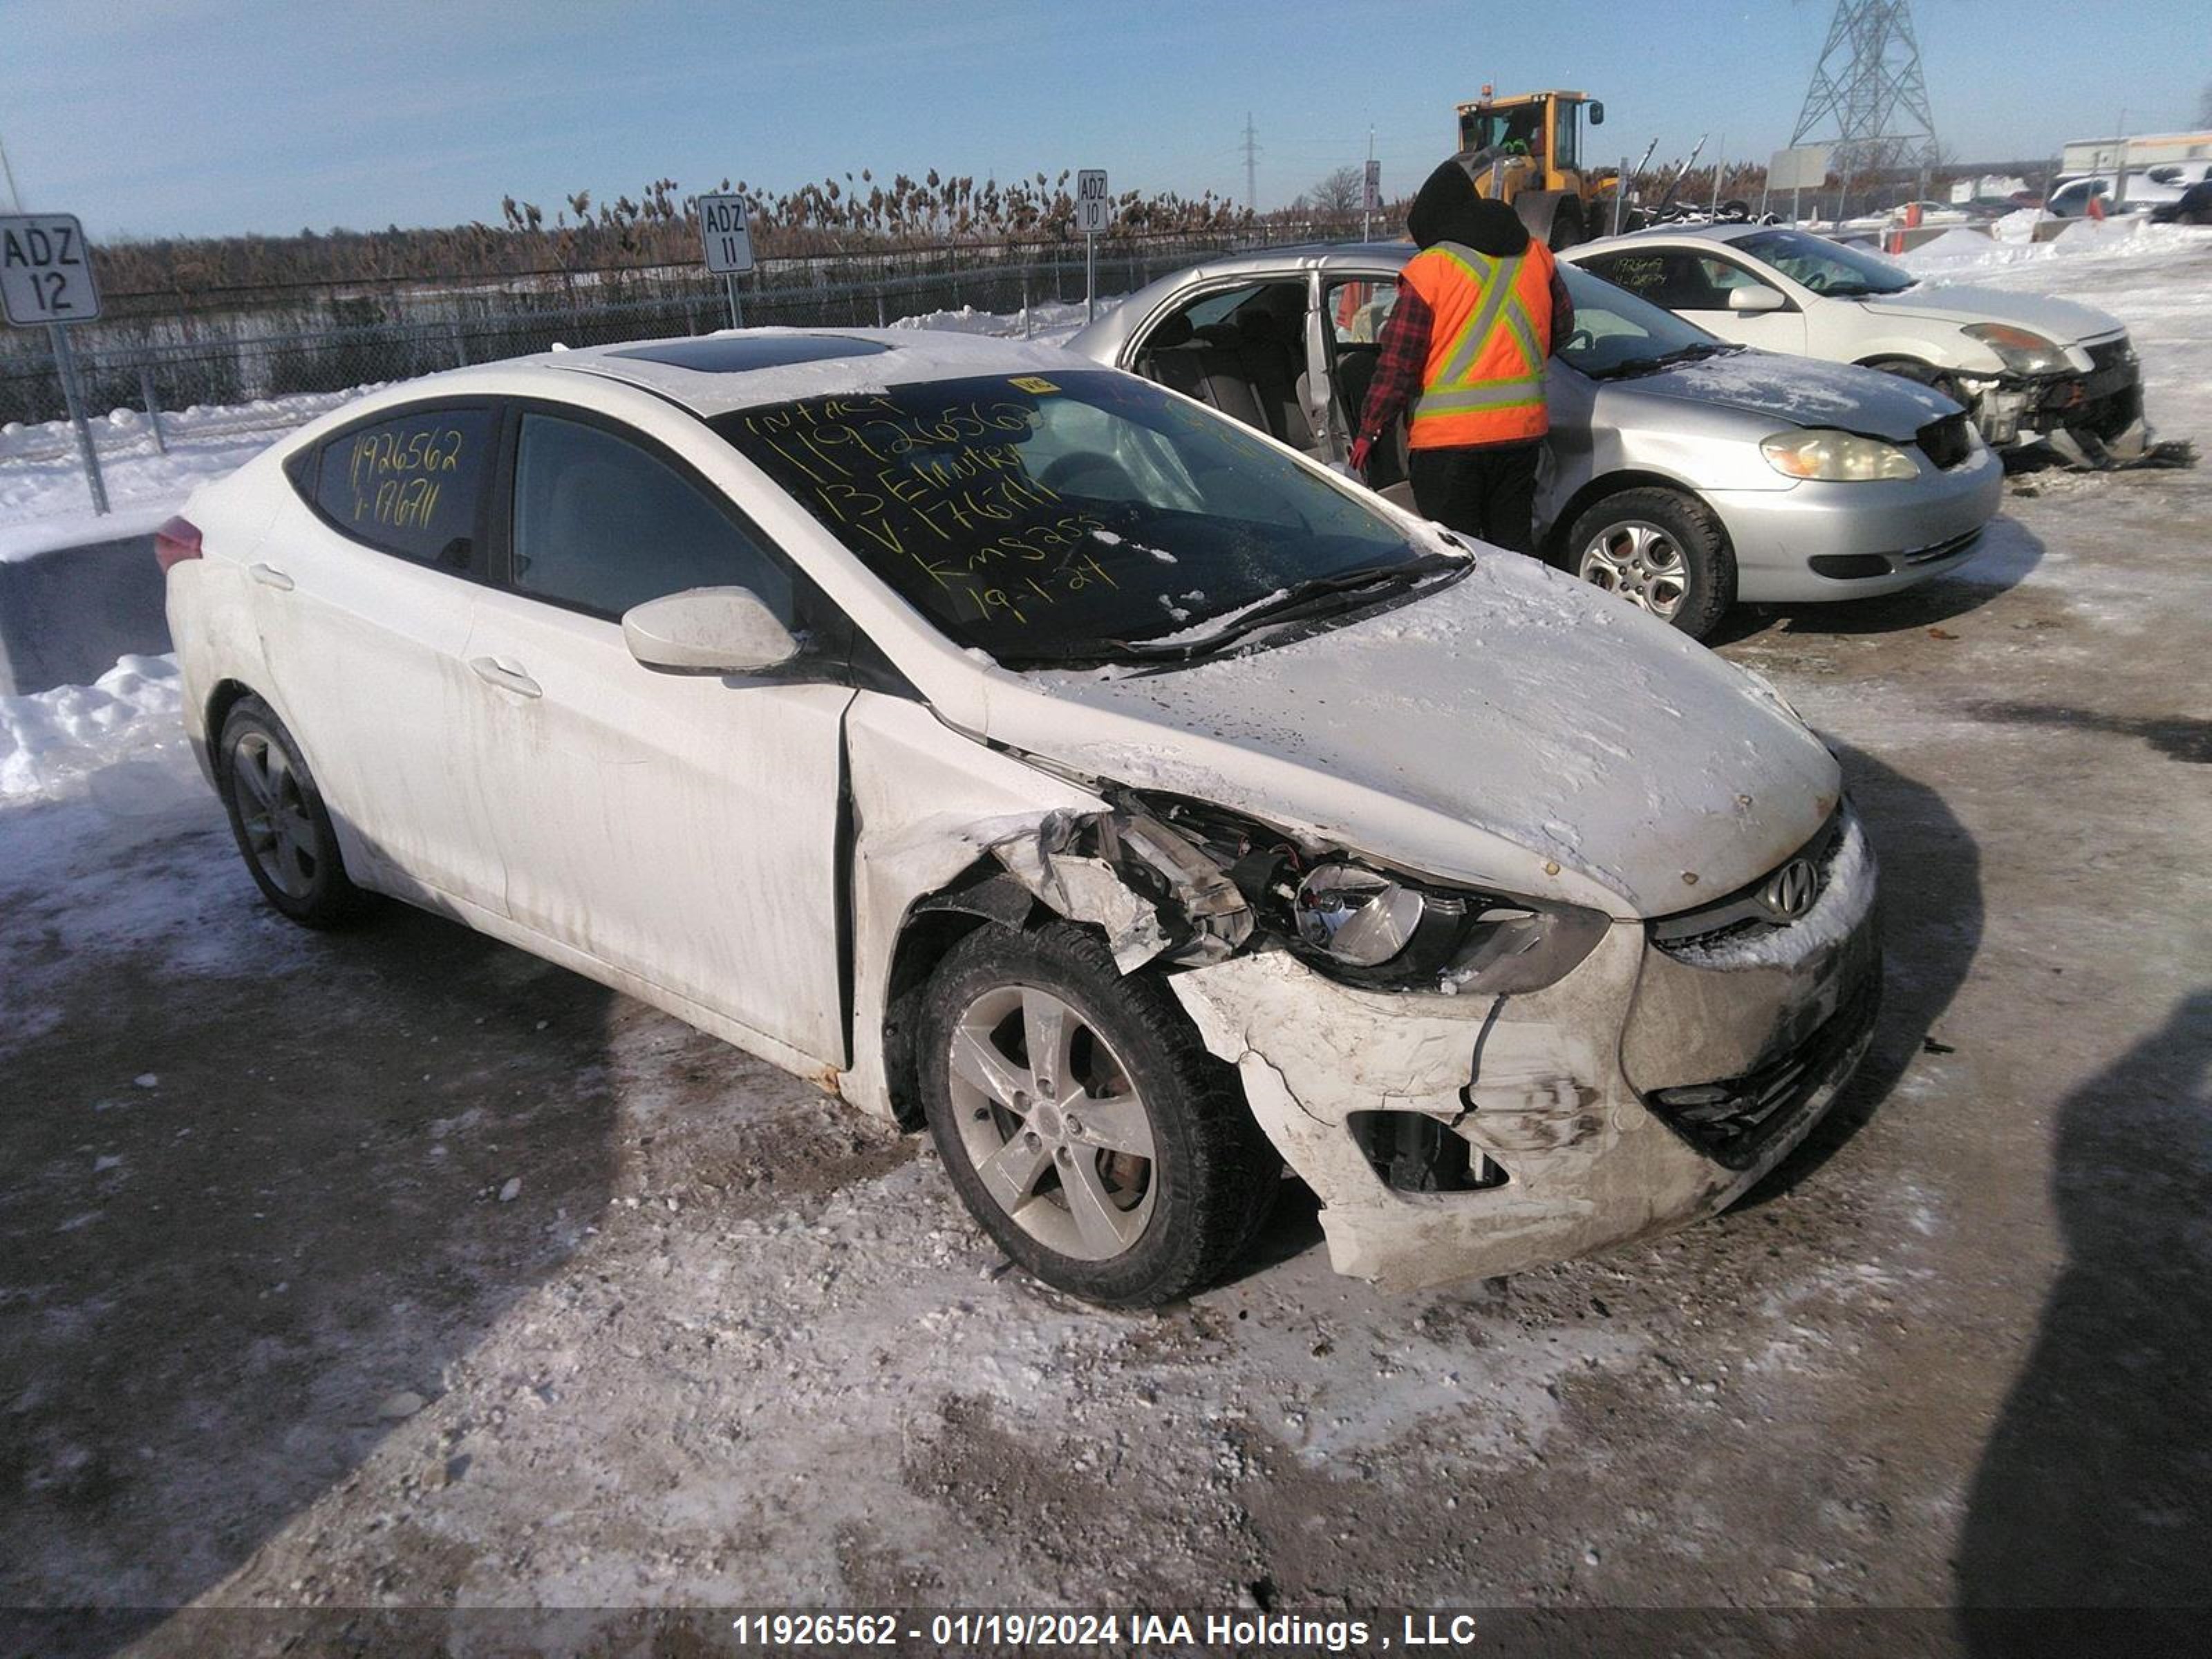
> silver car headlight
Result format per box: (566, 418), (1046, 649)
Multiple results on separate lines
(1962, 322), (2072, 376)
(1760, 429), (1919, 482)
(1291, 859), (1607, 995)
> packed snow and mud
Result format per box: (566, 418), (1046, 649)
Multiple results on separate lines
(3, 230), (2210, 1649)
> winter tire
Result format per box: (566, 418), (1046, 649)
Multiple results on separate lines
(1562, 487), (1735, 641)
(918, 921), (1278, 1307)
(1548, 200), (1584, 252)
(217, 695), (371, 928)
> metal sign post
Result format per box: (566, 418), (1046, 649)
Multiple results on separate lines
(695, 194), (755, 329)
(1, 212), (107, 514)
(1076, 169), (1111, 321)
(48, 323), (106, 513)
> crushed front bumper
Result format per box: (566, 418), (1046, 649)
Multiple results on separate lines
(1166, 812), (1882, 1290)
(1965, 335), (2145, 449)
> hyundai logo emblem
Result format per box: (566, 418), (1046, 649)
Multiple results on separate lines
(1762, 858), (1819, 921)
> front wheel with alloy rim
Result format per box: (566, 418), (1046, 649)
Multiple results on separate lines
(217, 695), (371, 928)
(1561, 487), (1735, 641)
(918, 921), (1279, 1306)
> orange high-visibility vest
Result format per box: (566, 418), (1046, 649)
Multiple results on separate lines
(1401, 238), (1557, 448)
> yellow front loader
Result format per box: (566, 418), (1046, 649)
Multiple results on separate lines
(1452, 88), (1631, 249)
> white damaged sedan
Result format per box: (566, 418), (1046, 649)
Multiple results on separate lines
(162, 329), (1880, 1306)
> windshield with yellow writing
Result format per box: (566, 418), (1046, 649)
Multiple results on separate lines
(713, 371), (1416, 665)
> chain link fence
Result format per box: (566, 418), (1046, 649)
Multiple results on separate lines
(1, 236), (1257, 451)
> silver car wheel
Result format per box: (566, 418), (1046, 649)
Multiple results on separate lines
(229, 730), (319, 900)
(1578, 520), (1689, 620)
(945, 984), (1158, 1262)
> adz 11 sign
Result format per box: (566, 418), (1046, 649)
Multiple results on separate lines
(1076, 171), (1112, 236)
(697, 194), (755, 275)
(0, 214), (102, 326)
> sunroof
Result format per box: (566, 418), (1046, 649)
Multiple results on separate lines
(608, 335), (892, 373)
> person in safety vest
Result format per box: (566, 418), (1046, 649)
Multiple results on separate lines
(1351, 158), (1574, 554)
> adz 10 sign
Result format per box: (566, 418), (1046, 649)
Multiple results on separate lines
(0, 214), (102, 326)
(1076, 171), (1112, 236)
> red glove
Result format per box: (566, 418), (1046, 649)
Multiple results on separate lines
(1349, 434), (1375, 476)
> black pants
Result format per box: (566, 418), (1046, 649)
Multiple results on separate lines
(1408, 440), (1541, 554)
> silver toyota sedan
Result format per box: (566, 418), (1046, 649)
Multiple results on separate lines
(1067, 245), (2003, 639)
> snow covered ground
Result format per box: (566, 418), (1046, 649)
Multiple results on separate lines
(0, 391), (371, 563)
(3, 229), (2209, 1631)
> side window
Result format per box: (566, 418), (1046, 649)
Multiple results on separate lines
(1327, 279), (1399, 345)
(1584, 251), (1728, 310)
(1581, 252), (1667, 303)
(311, 406), (496, 569)
(509, 414), (794, 622)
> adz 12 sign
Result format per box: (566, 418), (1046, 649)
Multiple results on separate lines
(0, 214), (102, 326)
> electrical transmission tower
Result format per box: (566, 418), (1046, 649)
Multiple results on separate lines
(1790, 0), (1941, 194)
(1241, 113), (1261, 210)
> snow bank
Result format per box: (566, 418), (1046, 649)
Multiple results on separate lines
(0, 653), (185, 803)
(889, 298), (1103, 349)
(1895, 228), (2049, 274)
(1895, 215), (2212, 279)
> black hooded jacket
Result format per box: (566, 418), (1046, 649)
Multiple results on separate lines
(1407, 157), (1533, 256)
(1352, 158), (1575, 449)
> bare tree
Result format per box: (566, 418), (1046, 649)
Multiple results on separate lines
(1310, 165), (1364, 215)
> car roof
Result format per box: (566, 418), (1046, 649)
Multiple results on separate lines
(1571, 222), (1770, 259)
(458, 326), (1099, 417)
(1168, 240), (1416, 276)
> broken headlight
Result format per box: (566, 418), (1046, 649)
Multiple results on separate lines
(1290, 859), (1606, 995)
(1962, 323), (2072, 377)
(1132, 793), (1607, 997)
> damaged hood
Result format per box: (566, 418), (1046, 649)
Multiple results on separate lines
(1855, 283), (2122, 345)
(1612, 348), (1956, 441)
(980, 554), (1840, 919)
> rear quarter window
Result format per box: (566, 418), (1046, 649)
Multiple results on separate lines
(300, 406), (498, 570)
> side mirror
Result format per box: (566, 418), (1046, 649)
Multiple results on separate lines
(1727, 286), (1788, 314)
(1588, 101), (1605, 126)
(622, 587), (799, 675)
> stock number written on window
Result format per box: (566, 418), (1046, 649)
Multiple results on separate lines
(339, 422), (471, 530)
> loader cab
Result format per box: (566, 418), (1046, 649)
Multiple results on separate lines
(1455, 91), (1603, 187)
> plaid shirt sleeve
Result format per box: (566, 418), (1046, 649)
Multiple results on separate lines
(1356, 281), (1432, 443)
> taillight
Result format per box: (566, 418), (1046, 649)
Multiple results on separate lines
(154, 516), (203, 573)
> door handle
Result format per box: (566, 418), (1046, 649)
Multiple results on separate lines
(469, 657), (542, 699)
(248, 563), (294, 591)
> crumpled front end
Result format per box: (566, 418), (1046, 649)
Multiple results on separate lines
(1963, 333), (2148, 460)
(1164, 810), (1882, 1290)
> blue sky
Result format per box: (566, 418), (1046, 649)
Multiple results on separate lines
(4, 0), (2205, 239)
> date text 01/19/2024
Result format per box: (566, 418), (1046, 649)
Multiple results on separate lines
(725, 1611), (1484, 1649)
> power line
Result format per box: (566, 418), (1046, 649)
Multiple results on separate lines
(1790, 0), (1941, 184)
(0, 129), (24, 213)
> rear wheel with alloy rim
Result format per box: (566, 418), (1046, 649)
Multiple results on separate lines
(918, 921), (1278, 1306)
(1562, 487), (1735, 641)
(218, 695), (371, 928)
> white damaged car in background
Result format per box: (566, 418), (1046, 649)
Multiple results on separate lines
(161, 330), (1880, 1306)
(1566, 223), (2157, 467)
